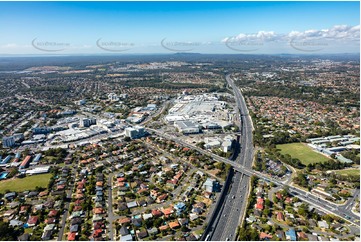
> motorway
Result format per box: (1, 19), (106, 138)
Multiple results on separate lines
(207, 74), (255, 241)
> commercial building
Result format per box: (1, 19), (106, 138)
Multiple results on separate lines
(222, 139), (233, 152)
(80, 118), (97, 128)
(33, 154), (42, 163)
(26, 166), (51, 175)
(2, 136), (15, 148)
(125, 126), (146, 139)
(20, 155), (32, 169)
(174, 121), (200, 134)
(32, 127), (52, 135)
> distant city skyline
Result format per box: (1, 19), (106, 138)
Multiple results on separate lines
(1, 1), (359, 55)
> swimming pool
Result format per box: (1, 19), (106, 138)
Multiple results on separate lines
(0, 172), (9, 180)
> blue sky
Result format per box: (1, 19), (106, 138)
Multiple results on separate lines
(0, 1), (359, 54)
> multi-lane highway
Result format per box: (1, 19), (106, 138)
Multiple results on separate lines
(207, 74), (255, 241)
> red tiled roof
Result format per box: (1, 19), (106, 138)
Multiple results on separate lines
(151, 209), (163, 217)
(169, 221), (180, 229)
(48, 210), (58, 217)
(27, 216), (38, 225)
(68, 232), (76, 241)
(159, 225), (169, 231)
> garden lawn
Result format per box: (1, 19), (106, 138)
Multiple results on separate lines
(276, 143), (329, 165)
(334, 169), (360, 177)
(0, 173), (52, 193)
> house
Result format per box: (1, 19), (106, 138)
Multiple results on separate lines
(94, 207), (105, 214)
(151, 209), (163, 217)
(277, 212), (284, 221)
(70, 224), (79, 233)
(45, 218), (56, 224)
(178, 218), (189, 226)
(120, 234), (133, 241)
(27, 216), (39, 227)
(18, 233), (30, 241)
(70, 218), (82, 225)
(118, 202), (128, 211)
(4, 192), (16, 201)
(41, 229), (53, 240)
(93, 222), (104, 230)
(189, 213), (199, 221)
(48, 210), (58, 217)
(318, 220), (329, 229)
(174, 202), (186, 215)
(68, 232), (77, 241)
(147, 227), (158, 235)
(159, 225), (169, 231)
(9, 219), (23, 227)
(3, 210), (15, 217)
(44, 224), (55, 231)
(202, 178), (217, 193)
(19, 205), (29, 215)
(142, 213), (153, 220)
(259, 232), (273, 240)
(169, 220), (180, 229)
(119, 226), (130, 236)
(132, 218), (142, 227)
(276, 230), (285, 240)
(92, 215), (103, 222)
(286, 228), (297, 241)
(93, 229), (103, 238)
(307, 234), (318, 241)
(162, 207), (174, 217)
(127, 201), (138, 209)
(298, 232), (308, 240)
(255, 198), (264, 210)
(137, 229), (148, 239)
(138, 199), (147, 207)
(192, 207), (203, 215)
(119, 217), (131, 226)
(156, 194), (168, 203)
(186, 234), (197, 241)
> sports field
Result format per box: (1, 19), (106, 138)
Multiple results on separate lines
(0, 173), (52, 193)
(276, 143), (330, 165)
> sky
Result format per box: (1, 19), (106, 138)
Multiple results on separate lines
(0, 1), (359, 55)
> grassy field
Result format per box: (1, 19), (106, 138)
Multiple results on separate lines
(334, 169), (360, 177)
(277, 143), (330, 165)
(0, 173), (52, 193)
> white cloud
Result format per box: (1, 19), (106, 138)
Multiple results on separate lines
(288, 25), (360, 41)
(222, 24), (360, 43)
